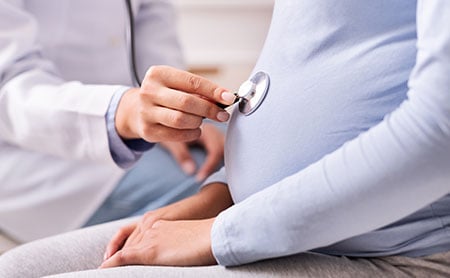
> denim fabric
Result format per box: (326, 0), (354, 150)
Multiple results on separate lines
(84, 144), (218, 226)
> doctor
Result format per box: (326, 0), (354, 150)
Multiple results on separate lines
(0, 0), (234, 243)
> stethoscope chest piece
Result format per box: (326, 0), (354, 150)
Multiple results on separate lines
(237, 71), (270, 115)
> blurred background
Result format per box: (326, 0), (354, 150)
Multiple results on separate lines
(173, 0), (274, 90)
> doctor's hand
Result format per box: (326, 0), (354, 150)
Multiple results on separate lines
(160, 123), (225, 181)
(115, 65), (235, 143)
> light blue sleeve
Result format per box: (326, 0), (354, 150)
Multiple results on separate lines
(201, 166), (227, 188)
(211, 0), (450, 266)
(106, 87), (154, 169)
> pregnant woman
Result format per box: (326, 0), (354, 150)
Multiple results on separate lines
(1, 0), (449, 277)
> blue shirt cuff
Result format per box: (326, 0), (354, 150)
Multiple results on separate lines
(106, 87), (154, 168)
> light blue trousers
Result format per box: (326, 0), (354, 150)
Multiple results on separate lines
(84, 144), (214, 226)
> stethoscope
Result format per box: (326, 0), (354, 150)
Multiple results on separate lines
(124, 0), (141, 87)
(124, 0), (269, 115)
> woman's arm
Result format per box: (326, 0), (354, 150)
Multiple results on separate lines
(103, 181), (233, 261)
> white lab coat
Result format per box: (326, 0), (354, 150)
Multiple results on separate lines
(0, 0), (183, 242)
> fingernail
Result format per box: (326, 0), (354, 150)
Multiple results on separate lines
(103, 251), (108, 261)
(221, 92), (236, 104)
(217, 111), (230, 122)
(182, 161), (196, 175)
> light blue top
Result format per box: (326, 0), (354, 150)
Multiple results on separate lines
(204, 0), (450, 266)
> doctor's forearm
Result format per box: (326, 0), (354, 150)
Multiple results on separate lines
(0, 2), (123, 163)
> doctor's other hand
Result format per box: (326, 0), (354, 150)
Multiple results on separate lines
(160, 123), (225, 181)
(115, 65), (235, 143)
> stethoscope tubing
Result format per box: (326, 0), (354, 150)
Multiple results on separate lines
(125, 0), (141, 87)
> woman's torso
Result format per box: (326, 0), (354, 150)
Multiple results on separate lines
(225, 0), (450, 257)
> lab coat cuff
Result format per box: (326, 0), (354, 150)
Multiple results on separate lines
(106, 87), (154, 168)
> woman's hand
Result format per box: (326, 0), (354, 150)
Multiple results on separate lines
(115, 65), (235, 143)
(103, 206), (170, 261)
(100, 218), (216, 268)
(160, 123), (225, 181)
(102, 183), (233, 262)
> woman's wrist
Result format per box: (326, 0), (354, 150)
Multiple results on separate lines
(154, 182), (232, 221)
(195, 183), (233, 218)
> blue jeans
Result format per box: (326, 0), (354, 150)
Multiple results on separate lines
(84, 144), (215, 226)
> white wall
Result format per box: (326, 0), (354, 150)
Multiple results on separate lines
(173, 0), (274, 89)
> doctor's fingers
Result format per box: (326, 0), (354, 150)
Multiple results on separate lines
(141, 87), (230, 122)
(140, 124), (201, 143)
(143, 65), (235, 107)
(146, 106), (204, 130)
(196, 150), (223, 182)
(195, 124), (224, 181)
(160, 141), (197, 176)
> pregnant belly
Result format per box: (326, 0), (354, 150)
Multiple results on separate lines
(224, 68), (407, 203)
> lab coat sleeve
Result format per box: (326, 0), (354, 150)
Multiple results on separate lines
(0, 1), (122, 164)
(211, 0), (450, 266)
